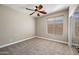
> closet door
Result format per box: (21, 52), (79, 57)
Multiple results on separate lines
(68, 4), (78, 47)
(72, 9), (79, 46)
(69, 4), (79, 47)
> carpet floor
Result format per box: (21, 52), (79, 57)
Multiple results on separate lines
(0, 37), (73, 55)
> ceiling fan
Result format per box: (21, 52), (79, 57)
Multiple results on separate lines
(26, 4), (47, 16)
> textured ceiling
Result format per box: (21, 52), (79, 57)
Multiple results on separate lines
(5, 4), (69, 18)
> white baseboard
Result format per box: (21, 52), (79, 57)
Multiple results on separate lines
(35, 36), (68, 44)
(0, 36), (79, 48)
(36, 36), (79, 47)
(72, 43), (79, 47)
(0, 36), (35, 48)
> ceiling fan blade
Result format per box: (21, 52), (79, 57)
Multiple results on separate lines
(30, 12), (36, 15)
(38, 11), (47, 14)
(26, 8), (35, 11)
(37, 13), (40, 16)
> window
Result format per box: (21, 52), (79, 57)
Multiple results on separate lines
(47, 16), (64, 35)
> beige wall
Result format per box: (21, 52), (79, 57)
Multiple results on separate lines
(0, 5), (35, 46)
(36, 10), (68, 42)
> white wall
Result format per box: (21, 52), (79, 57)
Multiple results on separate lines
(36, 10), (68, 42)
(0, 5), (35, 46)
(69, 4), (78, 17)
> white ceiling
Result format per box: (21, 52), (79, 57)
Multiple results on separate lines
(4, 4), (69, 18)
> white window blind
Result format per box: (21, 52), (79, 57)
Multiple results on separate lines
(47, 16), (64, 35)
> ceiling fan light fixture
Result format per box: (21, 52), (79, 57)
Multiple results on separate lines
(26, 4), (47, 16)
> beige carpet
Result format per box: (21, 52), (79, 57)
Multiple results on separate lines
(0, 37), (73, 55)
